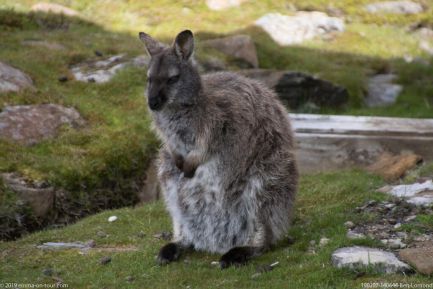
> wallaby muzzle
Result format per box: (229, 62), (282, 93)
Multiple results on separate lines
(148, 94), (166, 111)
(147, 82), (167, 111)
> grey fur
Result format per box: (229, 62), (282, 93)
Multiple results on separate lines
(139, 30), (298, 256)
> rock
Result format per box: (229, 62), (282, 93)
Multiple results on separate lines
(86, 239), (96, 248)
(71, 54), (129, 83)
(344, 221), (355, 229)
(365, 1), (424, 14)
(367, 152), (422, 181)
(131, 55), (150, 68)
(366, 74), (402, 107)
(31, 2), (79, 17)
(58, 76), (68, 82)
(381, 238), (407, 249)
(108, 216), (118, 222)
(206, 0), (248, 10)
(202, 35), (258, 68)
(153, 231), (172, 241)
(331, 246), (412, 274)
(251, 261), (279, 278)
(319, 237), (330, 247)
(240, 69), (348, 109)
(379, 180), (433, 206)
(347, 230), (366, 240)
(22, 40), (66, 50)
(198, 56), (227, 72)
(42, 268), (54, 276)
(400, 244), (433, 275)
(404, 215), (417, 222)
(94, 50), (103, 57)
(420, 40), (433, 55)
(126, 276), (134, 282)
(37, 242), (88, 250)
(0, 104), (85, 146)
(99, 256), (112, 265)
(1, 173), (55, 217)
(96, 231), (107, 238)
(255, 12), (344, 46)
(0, 61), (35, 93)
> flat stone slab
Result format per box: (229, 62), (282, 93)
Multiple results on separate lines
(400, 244), (433, 275)
(71, 54), (127, 83)
(37, 242), (88, 250)
(366, 74), (402, 107)
(331, 246), (412, 274)
(71, 54), (146, 83)
(290, 114), (433, 173)
(378, 180), (433, 206)
(365, 1), (424, 14)
(0, 104), (85, 145)
(0, 61), (35, 93)
(255, 12), (344, 46)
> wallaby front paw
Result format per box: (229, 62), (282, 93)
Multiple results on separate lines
(174, 154), (184, 171)
(157, 242), (181, 265)
(182, 162), (197, 178)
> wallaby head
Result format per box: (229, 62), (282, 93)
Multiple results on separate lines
(138, 30), (201, 111)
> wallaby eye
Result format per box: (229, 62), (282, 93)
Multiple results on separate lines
(167, 75), (180, 85)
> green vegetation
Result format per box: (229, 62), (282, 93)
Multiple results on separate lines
(1, 170), (433, 288)
(0, 0), (433, 287)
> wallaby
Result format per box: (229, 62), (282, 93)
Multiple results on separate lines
(139, 30), (298, 269)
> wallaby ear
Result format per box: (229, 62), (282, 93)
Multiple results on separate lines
(173, 30), (194, 61)
(139, 32), (164, 57)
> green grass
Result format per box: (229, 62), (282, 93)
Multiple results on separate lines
(1, 170), (432, 289)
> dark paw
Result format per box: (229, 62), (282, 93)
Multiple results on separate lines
(174, 154), (184, 171)
(219, 247), (252, 269)
(182, 162), (196, 178)
(157, 242), (181, 265)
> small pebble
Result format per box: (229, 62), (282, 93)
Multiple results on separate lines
(99, 256), (112, 265)
(319, 237), (330, 247)
(126, 276), (134, 282)
(86, 239), (96, 248)
(344, 221), (355, 229)
(210, 261), (219, 266)
(108, 216), (118, 222)
(137, 231), (146, 238)
(396, 231), (408, 239)
(42, 268), (53, 276)
(96, 231), (107, 238)
(347, 230), (366, 240)
(58, 76), (68, 82)
(153, 231), (172, 241)
(404, 215), (417, 222)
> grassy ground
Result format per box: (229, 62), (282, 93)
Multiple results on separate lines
(1, 169), (433, 289)
(0, 0), (433, 287)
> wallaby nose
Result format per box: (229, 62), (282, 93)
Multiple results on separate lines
(148, 96), (161, 110)
(148, 94), (165, 111)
